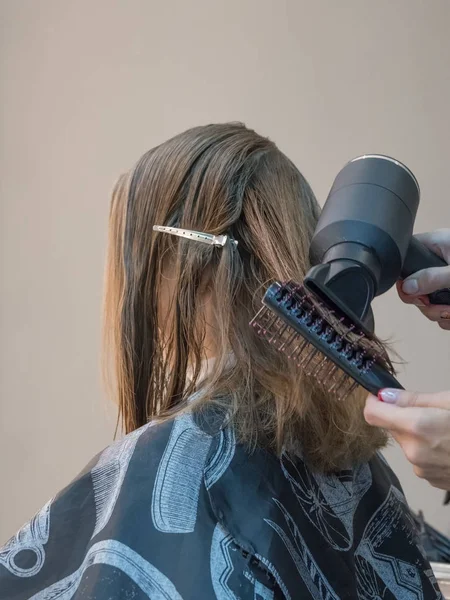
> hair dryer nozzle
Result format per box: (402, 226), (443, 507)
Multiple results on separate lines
(305, 262), (375, 334)
(305, 239), (382, 333)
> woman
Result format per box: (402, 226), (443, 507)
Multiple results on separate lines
(0, 124), (441, 599)
(365, 229), (450, 492)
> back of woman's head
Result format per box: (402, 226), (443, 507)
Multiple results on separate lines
(104, 122), (386, 471)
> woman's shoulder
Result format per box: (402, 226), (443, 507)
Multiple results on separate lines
(72, 409), (218, 483)
(0, 411), (227, 599)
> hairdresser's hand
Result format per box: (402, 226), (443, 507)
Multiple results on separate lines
(365, 389), (450, 490)
(398, 229), (450, 330)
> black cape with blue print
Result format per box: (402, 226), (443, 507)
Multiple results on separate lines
(0, 406), (443, 600)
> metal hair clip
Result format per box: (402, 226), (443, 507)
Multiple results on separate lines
(153, 225), (238, 247)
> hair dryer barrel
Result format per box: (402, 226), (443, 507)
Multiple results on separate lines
(309, 155), (420, 295)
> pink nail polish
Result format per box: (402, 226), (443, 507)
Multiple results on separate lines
(378, 389), (399, 403)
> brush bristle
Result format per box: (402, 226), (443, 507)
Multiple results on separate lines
(250, 281), (394, 400)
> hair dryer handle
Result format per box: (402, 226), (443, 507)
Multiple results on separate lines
(401, 237), (450, 305)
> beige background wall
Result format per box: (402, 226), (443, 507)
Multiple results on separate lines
(1, 0), (450, 542)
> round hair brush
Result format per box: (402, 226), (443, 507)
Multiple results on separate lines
(250, 280), (400, 399)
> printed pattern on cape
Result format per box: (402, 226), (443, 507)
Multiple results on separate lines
(265, 499), (339, 600)
(151, 413), (236, 533)
(0, 411), (441, 600)
(210, 524), (280, 600)
(280, 451), (372, 551)
(29, 540), (183, 600)
(0, 500), (52, 578)
(273, 454), (441, 599)
(355, 486), (442, 600)
(204, 426), (236, 490)
(210, 524), (237, 599)
(254, 554), (291, 600)
(151, 413), (213, 533)
(91, 425), (146, 538)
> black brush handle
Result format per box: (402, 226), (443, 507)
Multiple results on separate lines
(401, 237), (450, 305)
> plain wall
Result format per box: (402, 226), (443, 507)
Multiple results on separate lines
(1, 0), (450, 542)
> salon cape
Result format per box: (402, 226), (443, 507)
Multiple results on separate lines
(0, 405), (442, 600)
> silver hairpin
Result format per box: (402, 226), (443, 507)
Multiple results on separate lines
(153, 225), (238, 247)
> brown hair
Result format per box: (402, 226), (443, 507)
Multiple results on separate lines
(103, 123), (386, 472)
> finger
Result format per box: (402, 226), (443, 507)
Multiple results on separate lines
(377, 388), (450, 410)
(401, 436), (447, 470)
(364, 395), (420, 432)
(418, 474), (450, 491)
(413, 466), (446, 484)
(417, 305), (450, 322)
(401, 265), (450, 297)
(364, 394), (450, 437)
(396, 282), (429, 307)
(440, 319), (450, 331)
(415, 230), (450, 262)
(412, 461), (444, 477)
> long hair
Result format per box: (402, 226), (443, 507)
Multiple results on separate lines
(103, 123), (386, 471)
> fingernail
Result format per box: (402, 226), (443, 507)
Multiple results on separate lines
(402, 279), (419, 295)
(378, 389), (400, 403)
(441, 311), (450, 320)
(413, 300), (426, 307)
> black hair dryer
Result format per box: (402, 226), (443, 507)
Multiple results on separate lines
(305, 154), (450, 333)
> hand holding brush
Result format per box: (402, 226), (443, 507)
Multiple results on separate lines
(365, 228), (450, 494)
(252, 157), (450, 496)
